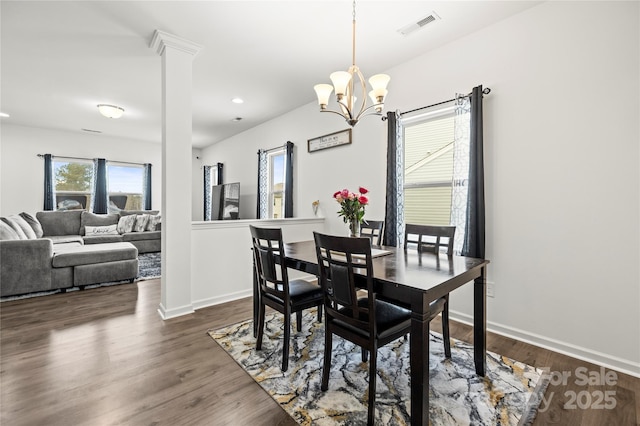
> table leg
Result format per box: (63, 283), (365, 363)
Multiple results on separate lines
(410, 308), (430, 426)
(473, 265), (487, 376)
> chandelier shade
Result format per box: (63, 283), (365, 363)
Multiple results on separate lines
(313, 1), (390, 127)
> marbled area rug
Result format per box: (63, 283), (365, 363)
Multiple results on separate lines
(137, 252), (161, 280)
(208, 310), (549, 426)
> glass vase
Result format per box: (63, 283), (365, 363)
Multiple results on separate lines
(348, 218), (361, 237)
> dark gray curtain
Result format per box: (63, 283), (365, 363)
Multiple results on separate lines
(43, 154), (55, 210)
(92, 158), (108, 214)
(216, 162), (223, 185)
(284, 141), (294, 218)
(143, 163), (152, 210)
(383, 111), (403, 247)
(462, 85), (486, 259)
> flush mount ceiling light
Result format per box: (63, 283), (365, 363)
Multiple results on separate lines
(0, 112), (10, 118)
(97, 104), (124, 119)
(313, 0), (390, 127)
(231, 97), (244, 104)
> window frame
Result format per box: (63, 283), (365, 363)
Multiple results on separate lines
(267, 148), (286, 219)
(52, 158), (94, 211)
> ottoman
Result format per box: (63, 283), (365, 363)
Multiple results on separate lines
(52, 242), (139, 287)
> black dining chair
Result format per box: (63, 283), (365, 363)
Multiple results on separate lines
(360, 219), (384, 246)
(313, 232), (411, 425)
(403, 223), (456, 358)
(250, 225), (323, 372)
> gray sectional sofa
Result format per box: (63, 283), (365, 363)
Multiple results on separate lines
(0, 210), (161, 297)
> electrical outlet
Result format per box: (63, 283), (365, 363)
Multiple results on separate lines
(486, 282), (495, 298)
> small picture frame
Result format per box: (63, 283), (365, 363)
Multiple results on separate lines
(307, 129), (352, 153)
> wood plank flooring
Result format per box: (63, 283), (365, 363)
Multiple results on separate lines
(1, 280), (638, 425)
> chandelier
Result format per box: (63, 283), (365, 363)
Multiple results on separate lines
(313, 1), (390, 127)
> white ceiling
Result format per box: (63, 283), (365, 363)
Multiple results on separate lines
(1, 1), (540, 149)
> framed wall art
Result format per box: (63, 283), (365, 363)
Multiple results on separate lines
(307, 129), (352, 153)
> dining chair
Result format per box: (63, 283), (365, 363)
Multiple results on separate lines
(250, 225), (323, 372)
(313, 232), (411, 425)
(360, 219), (384, 246)
(403, 223), (456, 357)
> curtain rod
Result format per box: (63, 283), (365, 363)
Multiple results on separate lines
(386, 87), (492, 119)
(257, 141), (292, 154)
(37, 154), (148, 167)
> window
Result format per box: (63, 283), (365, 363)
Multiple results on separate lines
(53, 159), (94, 211)
(268, 149), (286, 218)
(403, 108), (455, 226)
(107, 164), (144, 211)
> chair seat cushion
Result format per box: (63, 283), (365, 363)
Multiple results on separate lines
(264, 279), (322, 306)
(335, 298), (411, 340)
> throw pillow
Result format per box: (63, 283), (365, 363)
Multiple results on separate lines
(8, 214), (37, 239)
(0, 220), (20, 241)
(1, 217), (28, 240)
(146, 214), (161, 231)
(19, 212), (44, 238)
(133, 214), (150, 232)
(85, 224), (119, 236)
(80, 211), (119, 236)
(117, 215), (137, 234)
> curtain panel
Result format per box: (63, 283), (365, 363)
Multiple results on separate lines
(143, 163), (152, 210)
(256, 150), (268, 219)
(43, 154), (55, 210)
(91, 158), (108, 214)
(284, 141), (294, 218)
(383, 110), (404, 247)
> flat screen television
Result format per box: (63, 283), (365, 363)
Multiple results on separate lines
(211, 182), (240, 220)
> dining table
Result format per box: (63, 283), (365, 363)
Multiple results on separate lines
(252, 240), (490, 426)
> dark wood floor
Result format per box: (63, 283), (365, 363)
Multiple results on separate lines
(1, 280), (637, 425)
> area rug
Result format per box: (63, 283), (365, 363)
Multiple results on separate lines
(208, 310), (549, 426)
(137, 252), (161, 280)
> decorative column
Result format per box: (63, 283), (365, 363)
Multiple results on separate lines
(150, 30), (202, 319)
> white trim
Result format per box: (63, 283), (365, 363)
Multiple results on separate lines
(450, 310), (640, 378)
(192, 289), (253, 310)
(150, 30), (202, 57)
(157, 302), (195, 320)
(191, 217), (324, 230)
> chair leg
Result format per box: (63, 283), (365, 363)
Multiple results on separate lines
(442, 294), (451, 358)
(361, 348), (368, 362)
(282, 308), (291, 372)
(256, 302), (265, 350)
(367, 346), (377, 425)
(321, 322), (332, 391)
(296, 310), (302, 332)
(317, 304), (323, 323)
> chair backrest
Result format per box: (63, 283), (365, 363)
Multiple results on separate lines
(250, 225), (289, 300)
(313, 232), (376, 335)
(360, 220), (384, 246)
(404, 224), (456, 255)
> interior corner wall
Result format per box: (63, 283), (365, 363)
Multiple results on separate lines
(0, 124), (162, 216)
(201, 1), (639, 375)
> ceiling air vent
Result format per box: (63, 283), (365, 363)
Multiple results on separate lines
(398, 11), (441, 36)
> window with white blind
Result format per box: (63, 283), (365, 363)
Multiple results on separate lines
(268, 149), (286, 219)
(403, 108), (455, 226)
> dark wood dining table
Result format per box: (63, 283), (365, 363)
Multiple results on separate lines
(253, 240), (489, 426)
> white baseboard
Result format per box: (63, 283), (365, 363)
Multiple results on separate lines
(192, 289), (253, 311)
(157, 302), (195, 320)
(450, 310), (640, 378)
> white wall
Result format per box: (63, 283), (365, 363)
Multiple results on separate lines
(202, 1), (640, 375)
(0, 124), (163, 216)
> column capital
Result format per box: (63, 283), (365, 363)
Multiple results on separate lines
(150, 30), (202, 57)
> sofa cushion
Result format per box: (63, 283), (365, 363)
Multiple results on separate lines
(19, 212), (44, 238)
(37, 210), (82, 236)
(80, 212), (119, 235)
(117, 215), (137, 234)
(49, 235), (85, 246)
(1, 217), (28, 239)
(119, 210), (160, 217)
(0, 220), (20, 240)
(9, 215), (38, 239)
(146, 214), (162, 231)
(52, 242), (137, 268)
(133, 214), (149, 232)
(83, 235), (124, 244)
(85, 224), (119, 236)
(122, 230), (161, 242)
